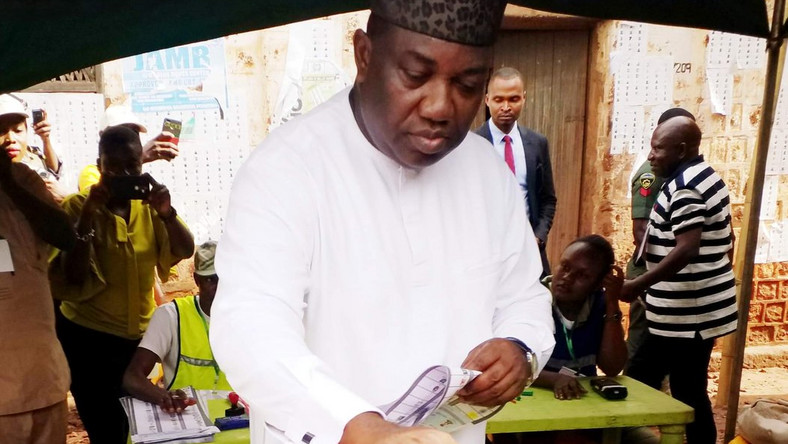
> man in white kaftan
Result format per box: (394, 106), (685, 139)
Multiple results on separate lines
(211, 1), (555, 443)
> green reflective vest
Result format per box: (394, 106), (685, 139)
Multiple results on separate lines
(168, 296), (231, 391)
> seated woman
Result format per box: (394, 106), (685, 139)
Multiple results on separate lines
(502, 234), (659, 444)
(535, 234), (627, 399)
(496, 235), (656, 444)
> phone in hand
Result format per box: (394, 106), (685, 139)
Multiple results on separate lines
(106, 175), (150, 201)
(162, 118), (182, 145)
(32, 109), (44, 125)
(590, 377), (628, 400)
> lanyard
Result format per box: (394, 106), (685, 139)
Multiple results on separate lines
(561, 323), (576, 362)
(195, 297), (221, 388)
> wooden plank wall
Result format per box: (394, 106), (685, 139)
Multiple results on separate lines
(474, 30), (590, 270)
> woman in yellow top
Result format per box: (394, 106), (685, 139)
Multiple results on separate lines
(51, 125), (194, 444)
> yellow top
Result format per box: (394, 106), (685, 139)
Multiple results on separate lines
(78, 164), (100, 191)
(52, 188), (186, 339)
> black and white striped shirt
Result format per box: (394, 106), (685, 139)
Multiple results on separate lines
(645, 156), (737, 339)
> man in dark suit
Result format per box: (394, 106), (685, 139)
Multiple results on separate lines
(475, 67), (557, 275)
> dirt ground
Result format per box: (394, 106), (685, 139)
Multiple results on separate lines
(65, 367), (788, 443)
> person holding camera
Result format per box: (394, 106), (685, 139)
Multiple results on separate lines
(78, 105), (180, 191)
(50, 125), (194, 443)
(0, 94), (67, 202)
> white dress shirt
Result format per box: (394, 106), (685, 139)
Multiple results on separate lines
(211, 88), (554, 444)
(487, 120), (529, 217)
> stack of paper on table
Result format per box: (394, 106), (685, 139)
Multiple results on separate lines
(121, 386), (220, 444)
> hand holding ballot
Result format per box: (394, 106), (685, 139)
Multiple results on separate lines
(458, 338), (534, 407)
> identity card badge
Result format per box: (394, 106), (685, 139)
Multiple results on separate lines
(0, 239), (14, 273)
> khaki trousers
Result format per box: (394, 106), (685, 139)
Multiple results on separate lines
(0, 400), (67, 444)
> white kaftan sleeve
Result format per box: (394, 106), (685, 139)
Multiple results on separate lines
(491, 166), (555, 375)
(210, 138), (379, 444)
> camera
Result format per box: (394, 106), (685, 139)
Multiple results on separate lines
(106, 175), (150, 201)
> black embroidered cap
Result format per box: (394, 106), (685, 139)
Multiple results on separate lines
(370, 0), (507, 46)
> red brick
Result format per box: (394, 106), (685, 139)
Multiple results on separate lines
(748, 325), (774, 344)
(775, 324), (788, 343)
(756, 263), (777, 279)
(755, 281), (779, 301)
(764, 302), (786, 323)
(748, 302), (764, 324)
(776, 263), (788, 280)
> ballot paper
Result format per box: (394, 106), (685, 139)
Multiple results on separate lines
(379, 366), (504, 433)
(121, 386), (220, 444)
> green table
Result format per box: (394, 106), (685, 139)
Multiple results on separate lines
(486, 376), (694, 444)
(208, 399), (251, 444)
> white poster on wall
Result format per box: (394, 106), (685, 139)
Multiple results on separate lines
(270, 20), (351, 131)
(122, 38), (228, 113)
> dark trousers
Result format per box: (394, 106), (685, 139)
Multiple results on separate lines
(624, 296), (648, 372)
(56, 311), (139, 444)
(627, 333), (716, 444)
(538, 242), (550, 279)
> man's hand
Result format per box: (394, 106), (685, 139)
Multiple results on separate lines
(619, 279), (644, 303)
(340, 412), (456, 444)
(553, 374), (586, 400)
(157, 389), (197, 414)
(457, 338), (530, 407)
(145, 174), (173, 217)
(142, 132), (179, 163)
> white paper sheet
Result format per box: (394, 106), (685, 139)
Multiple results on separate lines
(706, 66), (733, 115)
(760, 175), (779, 221)
(0, 240), (13, 273)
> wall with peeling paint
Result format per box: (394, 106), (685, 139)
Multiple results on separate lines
(582, 20), (788, 346)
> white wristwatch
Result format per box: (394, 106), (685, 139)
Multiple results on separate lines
(506, 337), (539, 387)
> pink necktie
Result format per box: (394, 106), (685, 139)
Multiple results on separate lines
(503, 135), (515, 174)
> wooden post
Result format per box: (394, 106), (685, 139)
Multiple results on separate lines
(718, 1), (787, 441)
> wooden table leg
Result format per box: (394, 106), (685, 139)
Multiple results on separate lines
(658, 424), (686, 444)
(602, 428), (622, 444)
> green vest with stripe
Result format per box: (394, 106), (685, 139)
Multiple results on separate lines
(168, 296), (231, 391)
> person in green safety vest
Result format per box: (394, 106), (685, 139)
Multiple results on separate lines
(122, 240), (230, 412)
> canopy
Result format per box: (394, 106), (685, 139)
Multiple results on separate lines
(0, 0), (769, 93)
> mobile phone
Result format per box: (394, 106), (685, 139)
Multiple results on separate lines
(590, 377), (628, 400)
(106, 175), (150, 201)
(162, 118), (182, 145)
(32, 109), (44, 124)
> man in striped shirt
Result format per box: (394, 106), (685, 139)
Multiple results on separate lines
(621, 116), (737, 444)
